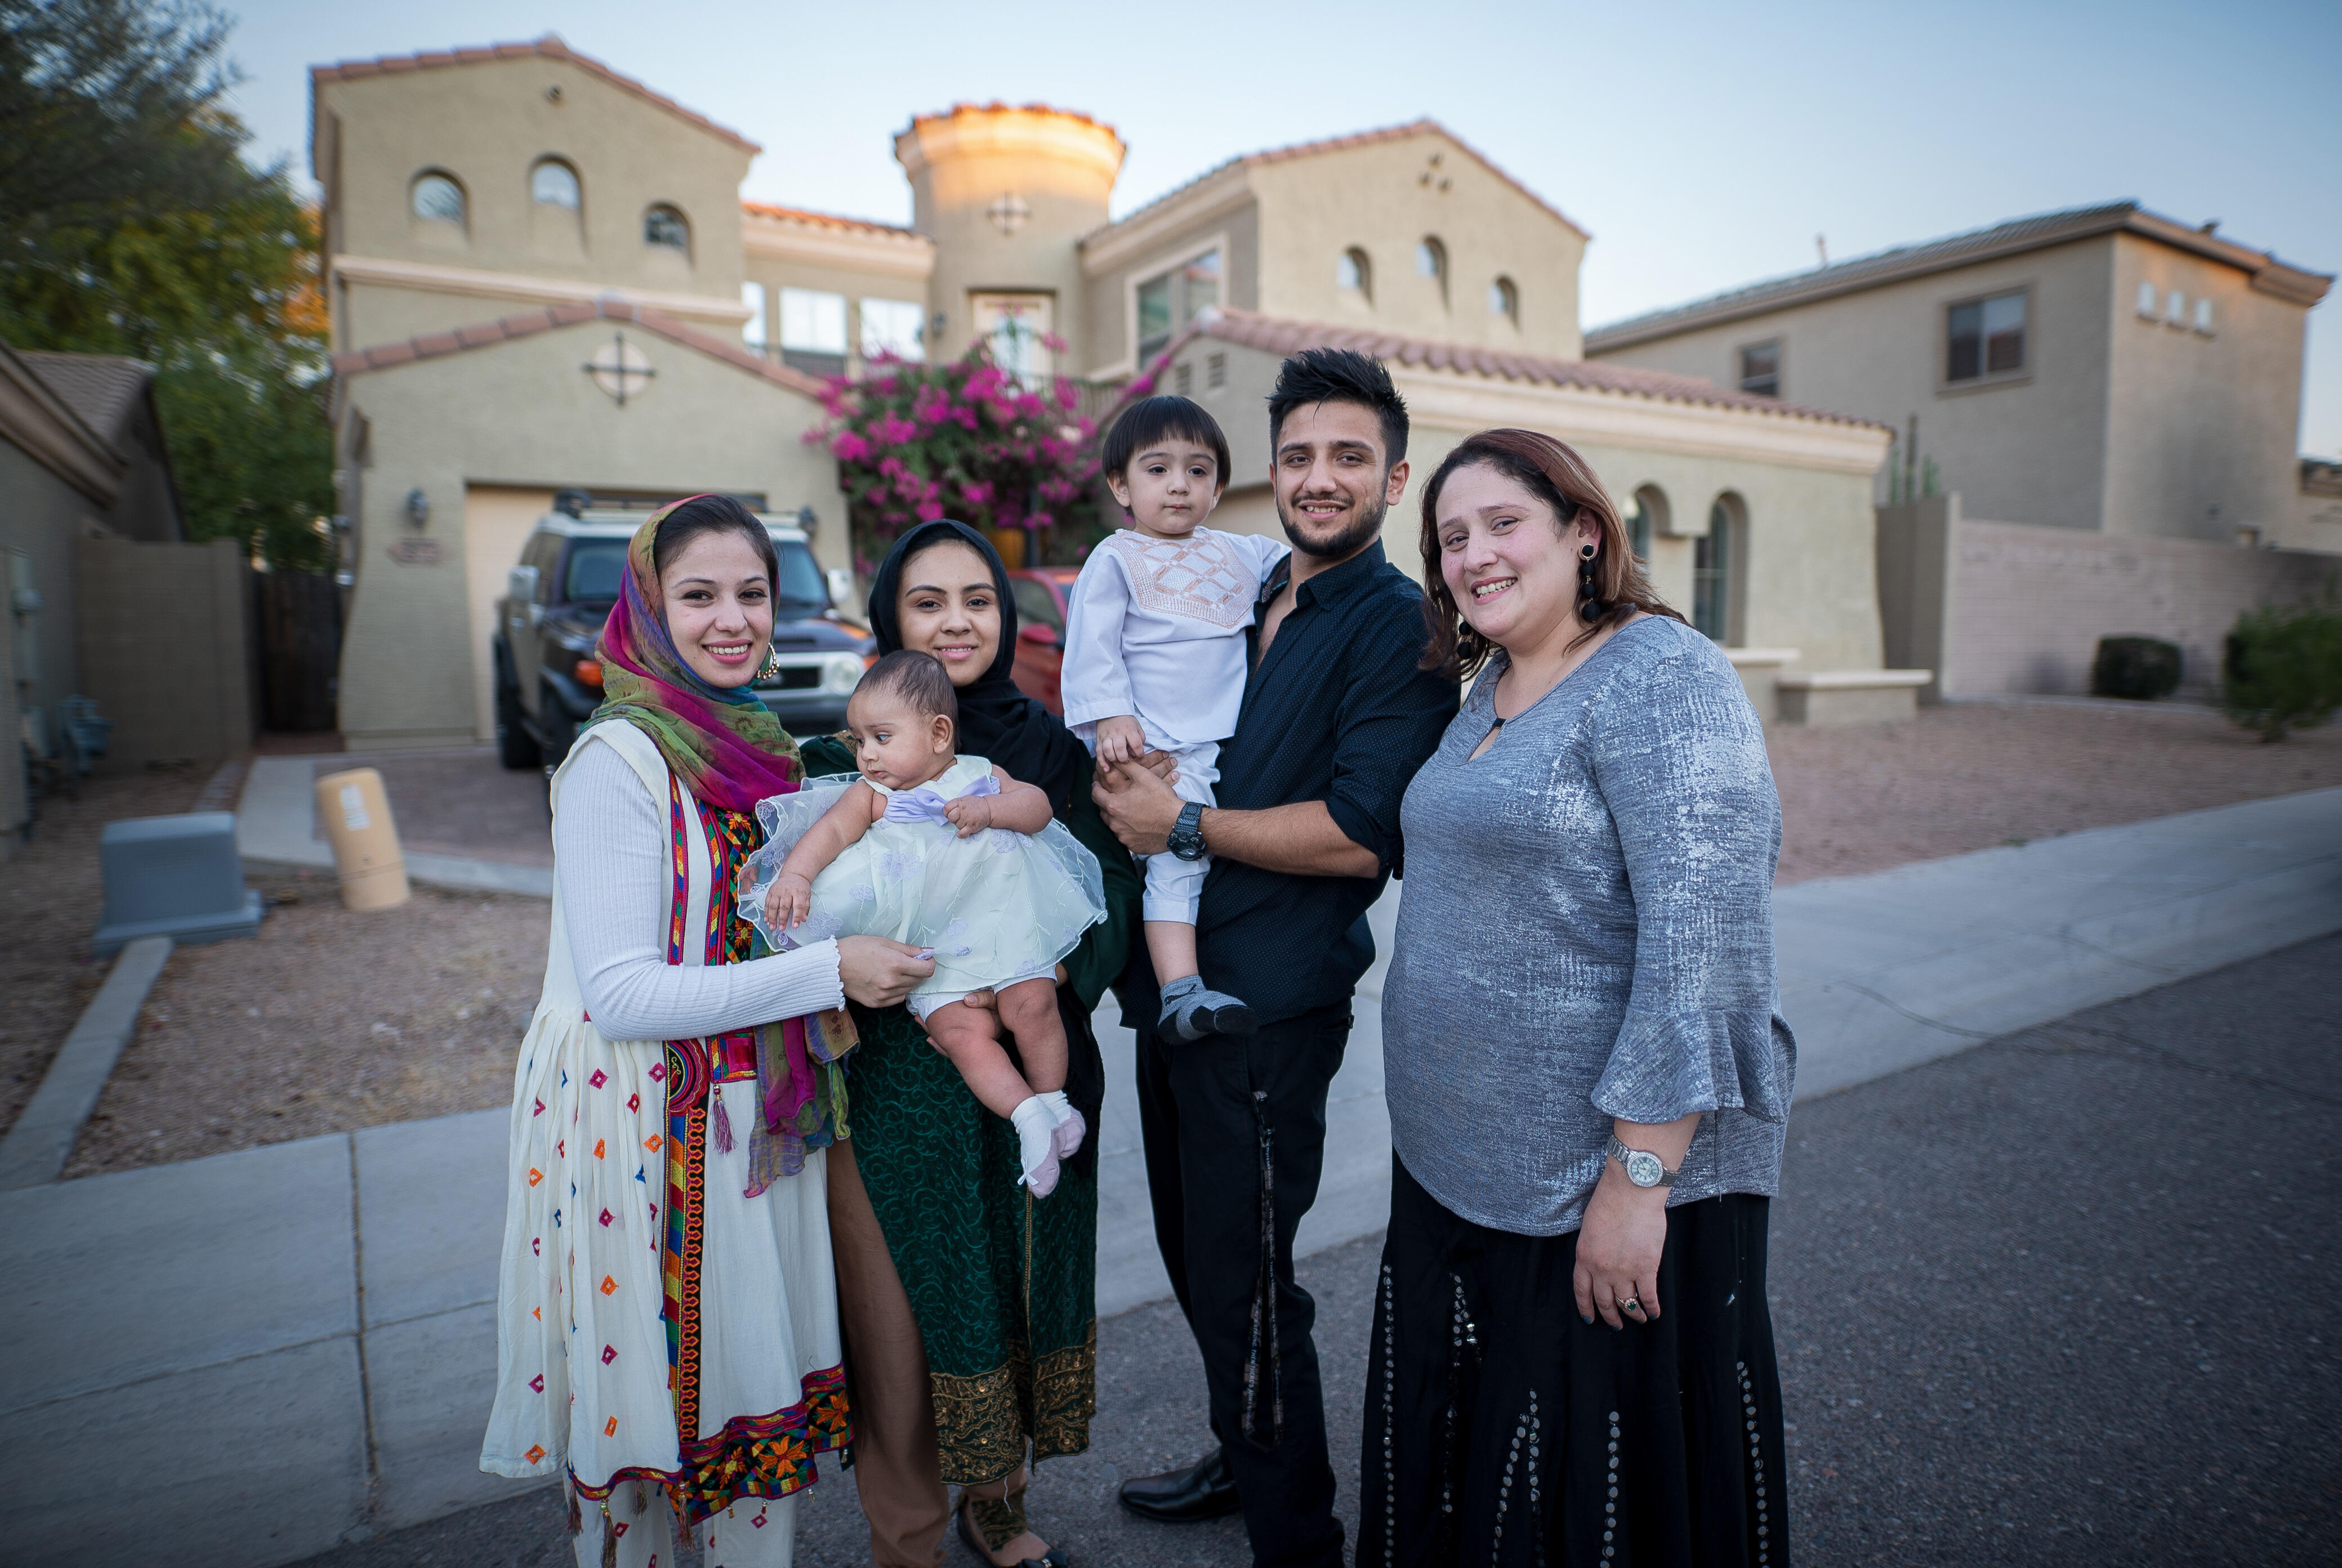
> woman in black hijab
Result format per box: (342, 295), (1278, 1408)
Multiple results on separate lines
(806, 521), (1142, 1568)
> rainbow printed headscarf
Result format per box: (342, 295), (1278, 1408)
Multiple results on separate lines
(588, 499), (804, 813)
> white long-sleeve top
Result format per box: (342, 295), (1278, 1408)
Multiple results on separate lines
(1060, 526), (1289, 748)
(554, 734), (844, 1042)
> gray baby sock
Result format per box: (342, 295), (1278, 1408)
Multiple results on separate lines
(1157, 973), (1257, 1043)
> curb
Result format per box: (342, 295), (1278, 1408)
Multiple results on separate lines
(0, 936), (175, 1190)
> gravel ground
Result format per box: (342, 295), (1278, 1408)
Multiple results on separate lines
(0, 767), (205, 1138)
(60, 868), (547, 1177)
(296, 935), (2342, 1567)
(1768, 699), (2340, 884)
(12, 700), (2336, 1176)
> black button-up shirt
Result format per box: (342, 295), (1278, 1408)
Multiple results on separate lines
(1192, 539), (1458, 1026)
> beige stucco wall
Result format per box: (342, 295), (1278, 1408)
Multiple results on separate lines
(460, 484), (555, 740)
(1081, 199), (1263, 376)
(1592, 236), (2120, 534)
(2103, 232), (2309, 542)
(318, 54), (751, 352)
(1249, 132), (1585, 361)
(1154, 335), (1889, 672)
(334, 320), (845, 749)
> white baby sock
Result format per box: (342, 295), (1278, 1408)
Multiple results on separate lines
(1039, 1089), (1086, 1159)
(1009, 1096), (1062, 1199)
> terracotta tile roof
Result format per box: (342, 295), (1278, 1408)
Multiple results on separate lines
(1094, 118), (1586, 245)
(900, 102), (1122, 143)
(310, 34), (759, 155)
(17, 352), (150, 440)
(740, 202), (923, 240)
(331, 296), (828, 397)
(1586, 200), (2334, 350)
(1162, 308), (1883, 429)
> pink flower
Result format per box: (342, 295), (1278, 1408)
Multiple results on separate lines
(915, 500), (945, 522)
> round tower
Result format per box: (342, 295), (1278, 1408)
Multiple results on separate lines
(894, 103), (1123, 378)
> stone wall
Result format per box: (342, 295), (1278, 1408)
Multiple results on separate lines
(1879, 494), (2341, 701)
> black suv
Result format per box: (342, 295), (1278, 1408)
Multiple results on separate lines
(492, 503), (874, 770)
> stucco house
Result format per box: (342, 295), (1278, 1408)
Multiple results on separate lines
(316, 34), (1917, 748)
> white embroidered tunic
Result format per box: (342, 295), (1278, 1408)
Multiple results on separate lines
(1061, 526), (1290, 749)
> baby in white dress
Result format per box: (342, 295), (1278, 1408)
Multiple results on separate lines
(1063, 396), (1286, 1043)
(740, 651), (1105, 1195)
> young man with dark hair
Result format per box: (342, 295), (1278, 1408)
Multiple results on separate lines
(1094, 347), (1458, 1567)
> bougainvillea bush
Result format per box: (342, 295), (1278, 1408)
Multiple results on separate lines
(808, 332), (1109, 573)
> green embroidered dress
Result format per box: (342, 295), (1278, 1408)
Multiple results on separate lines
(801, 735), (1139, 1484)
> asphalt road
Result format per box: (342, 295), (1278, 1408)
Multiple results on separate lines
(300, 933), (2342, 1567)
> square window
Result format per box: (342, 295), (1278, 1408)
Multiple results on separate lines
(1737, 341), (1781, 398)
(1135, 247), (1221, 366)
(1947, 290), (2025, 382)
(780, 289), (847, 354)
(859, 298), (925, 362)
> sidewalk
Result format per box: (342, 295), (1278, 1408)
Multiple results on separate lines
(3, 788), (2337, 1565)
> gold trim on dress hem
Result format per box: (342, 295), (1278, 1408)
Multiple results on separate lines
(930, 1324), (1098, 1486)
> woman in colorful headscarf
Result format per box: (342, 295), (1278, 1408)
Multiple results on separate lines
(810, 521), (1144, 1568)
(481, 496), (936, 1568)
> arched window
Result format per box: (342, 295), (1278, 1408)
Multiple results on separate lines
(1627, 484), (1670, 561)
(1337, 247), (1372, 303)
(1417, 236), (1448, 304)
(1488, 275), (1519, 325)
(530, 158), (580, 209)
(643, 204), (690, 254)
(1695, 493), (1747, 645)
(409, 171), (466, 226)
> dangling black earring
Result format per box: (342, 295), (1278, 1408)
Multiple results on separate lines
(1577, 540), (1603, 622)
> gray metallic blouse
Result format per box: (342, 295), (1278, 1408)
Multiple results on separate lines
(1382, 614), (1795, 1236)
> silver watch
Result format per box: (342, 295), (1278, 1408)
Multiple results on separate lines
(1607, 1134), (1679, 1189)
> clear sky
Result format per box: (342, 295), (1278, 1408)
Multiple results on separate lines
(220, 0), (2342, 458)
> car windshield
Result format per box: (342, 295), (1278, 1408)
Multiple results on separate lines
(563, 535), (829, 611)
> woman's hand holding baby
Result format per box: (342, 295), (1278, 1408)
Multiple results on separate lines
(1095, 714), (1148, 766)
(763, 870), (815, 930)
(943, 794), (994, 837)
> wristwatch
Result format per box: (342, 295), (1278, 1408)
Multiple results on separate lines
(1607, 1134), (1679, 1189)
(1166, 801), (1207, 861)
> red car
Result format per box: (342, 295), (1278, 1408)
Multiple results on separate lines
(1006, 566), (1082, 714)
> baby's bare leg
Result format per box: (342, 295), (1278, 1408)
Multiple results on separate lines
(922, 1000), (1037, 1120)
(994, 977), (1067, 1094)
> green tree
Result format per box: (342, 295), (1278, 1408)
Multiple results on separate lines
(0, 0), (332, 569)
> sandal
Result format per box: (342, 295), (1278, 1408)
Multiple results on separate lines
(956, 1497), (1069, 1567)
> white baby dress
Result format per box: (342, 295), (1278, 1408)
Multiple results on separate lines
(738, 755), (1106, 1018)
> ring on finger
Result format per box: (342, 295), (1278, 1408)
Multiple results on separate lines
(1621, 1296), (1643, 1315)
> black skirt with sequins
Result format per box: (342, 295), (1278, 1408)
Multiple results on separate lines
(1360, 1160), (1788, 1568)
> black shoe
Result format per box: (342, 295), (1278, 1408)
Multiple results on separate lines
(1117, 1446), (1241, 1523)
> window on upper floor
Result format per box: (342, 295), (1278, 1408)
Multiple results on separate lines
(410, 171), (466, 227)
(1206, 351), (1227, 393)
(860, 298), (926, 363)
(1337, 247), (1372, 303)
(643, 204), (690, 254)
(1417, 236), (1448, 305)
(530, 158), (581, 209)
(779, 288), (848, 377)
(2165, 288), (2188, 327)
(2194, 297), (2215, 335)
(1488, 276), (1519, 326)
(1946, 289), (2025, 383)
(2136, 280), (2160, 319)
(741, 283), (768, 349)
(1738, 340), (1782, 398)
(1135, 247), (1221, 365)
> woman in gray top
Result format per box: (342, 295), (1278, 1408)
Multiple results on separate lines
(1360, 429), (1795, 1568)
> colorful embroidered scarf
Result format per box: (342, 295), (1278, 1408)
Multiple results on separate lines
(588, 499), (804, 814)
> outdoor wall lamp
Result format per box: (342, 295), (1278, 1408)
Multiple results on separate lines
(404, 488), (430, 529)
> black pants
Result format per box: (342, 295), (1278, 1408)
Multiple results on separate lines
(1134, 992), (1351, 1568)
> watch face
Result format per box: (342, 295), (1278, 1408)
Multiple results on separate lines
(1625, 1150), (1663, 1187)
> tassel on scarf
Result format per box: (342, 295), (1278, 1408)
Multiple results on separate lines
(600, 1500), (618, 1568)
(712, 1083), (734, 1154)
(565, 1478), (582, 1536)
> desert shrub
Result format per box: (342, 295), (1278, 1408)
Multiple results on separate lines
(2221, 604), (2342, 741)
(2090, 636), (2183, 700)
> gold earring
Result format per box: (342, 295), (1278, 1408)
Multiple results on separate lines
(758, 645), (783, 680)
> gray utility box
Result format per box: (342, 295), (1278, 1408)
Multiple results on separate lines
(92, 813), (265, 958)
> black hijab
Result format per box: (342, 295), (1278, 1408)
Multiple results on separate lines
(866, 521), (1090, 817)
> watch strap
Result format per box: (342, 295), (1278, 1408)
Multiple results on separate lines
(1606, 1133), (1680, 1187)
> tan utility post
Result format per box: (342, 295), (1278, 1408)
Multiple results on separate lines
(315, 767), (410, 910)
